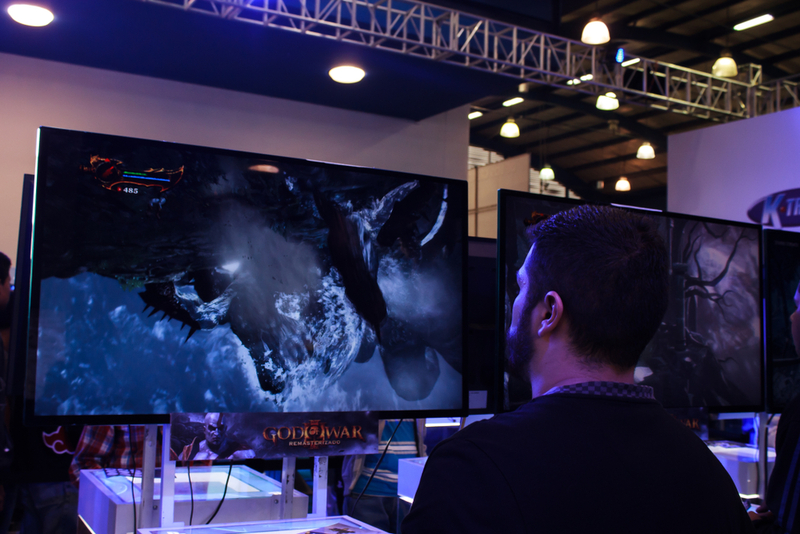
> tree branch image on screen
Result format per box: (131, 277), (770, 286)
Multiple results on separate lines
(499, 191), (762, 411)
(28, 128), (466, 419)
(764, 229), (800, 413)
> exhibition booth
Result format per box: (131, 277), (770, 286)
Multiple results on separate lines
(1, 24), (798, 532)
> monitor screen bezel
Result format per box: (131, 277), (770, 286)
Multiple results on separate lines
(497, 189), (765, 413)
(762, 228), (800, 414)
(24, 126), (469, 425)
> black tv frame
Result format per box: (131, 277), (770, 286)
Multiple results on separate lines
(6, 174), (34, 398)
(465, 236), (503, 414)
(762, 228), (800, 413)
(497, 189), (765, 413)
(24, 127), (469, 425)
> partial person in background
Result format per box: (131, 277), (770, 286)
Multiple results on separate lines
(69, 426), (173, 487)
(1, 251), (83, 534)
(0, 251), (12, 357)
(342, 419), (425, 534)
(749, 281), (800, 534)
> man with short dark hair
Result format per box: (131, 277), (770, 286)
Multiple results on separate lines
(402, 205), (753, 534)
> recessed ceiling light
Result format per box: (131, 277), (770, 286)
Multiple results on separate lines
(8, 4), (54, 27)
(733, 14), (773, 31)
(502, 97), (524, 107)
(468, 111), (483, 120)
(329, 65), (365, 84)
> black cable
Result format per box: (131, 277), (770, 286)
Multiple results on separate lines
(128, 425), (137, 533)
(188, 461), (195, 526)
(204, 462), (233, 524)
(351, 419), (404, 516)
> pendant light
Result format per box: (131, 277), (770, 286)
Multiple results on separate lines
(636, 142), (655, 160)
(615, 147), (630, 192)
(581, 2), (610, 46)
(500, 118), (520, 138)
(581, 18), (610, 45)
(712, 50), (738, 77)
(713, 8), (738, 78)
(538, 122), (554, 180)
(596, 92), (619, 111)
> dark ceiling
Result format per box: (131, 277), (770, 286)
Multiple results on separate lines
(2, 0), (799, 209)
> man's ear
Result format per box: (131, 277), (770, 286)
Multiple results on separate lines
(536, 291), (564, 337)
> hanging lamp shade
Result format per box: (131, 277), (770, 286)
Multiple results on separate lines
(500, 118), (520, 138)
(539, 164), (555, 180)
(615, 176), (631, 192)
(581, 18), (610, 45)
(636, 142), (655, 159)
(596, 92), (619, 111)
(712, 50), (738, 77)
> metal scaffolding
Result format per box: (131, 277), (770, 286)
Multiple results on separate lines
(140, 0), (800, 121)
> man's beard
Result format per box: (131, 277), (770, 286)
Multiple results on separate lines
(506, 307), (535, 382)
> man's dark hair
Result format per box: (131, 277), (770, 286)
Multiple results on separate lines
(0, 252), (10, 284)
(524, 205), (668, 370)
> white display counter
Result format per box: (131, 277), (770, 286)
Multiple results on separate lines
(136, 515), (386, 534)
(78, 465), (308, 534)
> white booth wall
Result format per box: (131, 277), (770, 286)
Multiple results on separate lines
(0, 52), (469, 264)
(668, 106), (800, 227)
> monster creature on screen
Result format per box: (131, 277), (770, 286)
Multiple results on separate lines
(32, 131), (465, 416)
(636, 219), (761, 409)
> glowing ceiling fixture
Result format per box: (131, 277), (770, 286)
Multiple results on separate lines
(502, 97), (524, 107)
(7, 4), (54, 26)
(328, 65), (365, 84)
(566, 78), (581, 86)
(712, 50), (738, 77)
(500, 118), (520, 138)
(621, 58), (641, 67)
(615, 176), (631, 191)
(733, 14), (773, 31)
(581, 18), (610, 45)
(596, 92), (619, 111)
(579, 74), (594, 81)
(468, 111), (483, 120)
(539, 164), (555, 180)
(636, 142), (655, 160)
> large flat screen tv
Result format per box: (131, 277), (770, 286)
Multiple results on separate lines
(763, 229), (800, 413)
(498, 190), (764, 412)
(25, 127), (467, 424)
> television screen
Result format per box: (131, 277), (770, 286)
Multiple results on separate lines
(6, 174), (34, 396)
(763, 229), (800, 413)
(26, 127), (467, 423)
(498, 190), (764, 412)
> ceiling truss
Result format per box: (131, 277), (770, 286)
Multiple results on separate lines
(142, 0), (800, 122)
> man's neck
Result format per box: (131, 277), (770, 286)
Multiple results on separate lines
(529, 362), (635, 398)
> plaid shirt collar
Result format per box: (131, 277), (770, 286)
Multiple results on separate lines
(542, 381), (655, 400)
